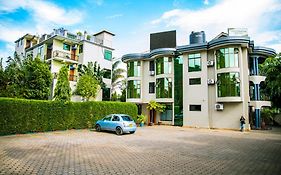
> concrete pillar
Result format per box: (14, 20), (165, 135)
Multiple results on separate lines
(255, 109), (261, 128)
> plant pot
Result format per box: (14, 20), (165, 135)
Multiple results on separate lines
(140, 122), (144, 127)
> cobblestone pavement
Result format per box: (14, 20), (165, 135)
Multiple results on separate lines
(0, 126), (281, 175)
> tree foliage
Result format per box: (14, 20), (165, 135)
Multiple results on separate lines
(111, 59), (126, 93)
(54, 65), (71, 101)
(76, 74), (99, 101)
(0, 53), (52, 99)
(147, 100), (166, 112)
(260, 53), (281, 109)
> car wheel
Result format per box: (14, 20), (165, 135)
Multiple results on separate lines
(130, 131), (135, 134)
(95, 124), (101, 132)
(116, 127), (123, 135)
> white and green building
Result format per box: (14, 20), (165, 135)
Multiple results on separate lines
(14, 28), (115, 101)
(122, 29), (276, 130)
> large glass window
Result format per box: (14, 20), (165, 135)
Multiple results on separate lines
(188, 53), (201, 72)
(156, 57), (172, 75)
(160, 105), (172, 121)
(127, 80), (141, 98)
(127, 61), (141, 77)
(217, 72), (240, 97)
(216, 48), (239, 69)
(156, 78), (172, 98)
(104, 50), (112, 61)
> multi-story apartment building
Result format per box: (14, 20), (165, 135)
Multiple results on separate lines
(122, 29), (276, 130)
(14, 28), (114, 101)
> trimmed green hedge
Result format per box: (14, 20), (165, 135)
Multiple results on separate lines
(0, 98), (137, 135)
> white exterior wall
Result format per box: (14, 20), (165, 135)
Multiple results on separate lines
(183, 51), (209, 128)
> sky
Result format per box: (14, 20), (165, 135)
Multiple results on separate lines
(0, 0), (281, 65)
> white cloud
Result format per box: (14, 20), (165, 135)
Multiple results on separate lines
(204, 0), (209, 5)
(151, 0), (281, 52)
(0, 0), (83, 25)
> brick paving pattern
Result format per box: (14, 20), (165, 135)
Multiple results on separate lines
(0, 126), (281, 175)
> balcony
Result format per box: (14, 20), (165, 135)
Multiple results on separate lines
(49, 50), (78, 63)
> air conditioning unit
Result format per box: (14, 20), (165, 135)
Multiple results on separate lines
(215, 103), (223, 111)
(150, 71), (155, 76)
(207, 60), (214, 67)
(207, 79), (215, 85)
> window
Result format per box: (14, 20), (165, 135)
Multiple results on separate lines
(149, 60), (155, 71)
(104, 50), (112, 61)
(190, 105), (201, 111)
(121, 116), (133, 121)
(217, 72), (240, 97)
(188, 53), (201, 72)
(127, 61), (141, 77)
(216, 48), (239, 69)
(103, 116), (112, 121)
(160, 105), (172, 121)
(112, 116), (120, 121)
(127, 80), (141, 98)
(149, 82), (155, 93)
(103, 69), (111, 79)
(102, 88), (110, 101)
(63, 43), (70, 51)
(20, 39), (22, 45)
(156, 78), (172, 98)
(38, 46), (44, 60)
(156, 57), (172, 75)
(79, 45), (83, 53)
(189, 78), (201, 85)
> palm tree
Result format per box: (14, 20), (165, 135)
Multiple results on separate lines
(78, 61), (105, 88)
(111, 59), (126, 94)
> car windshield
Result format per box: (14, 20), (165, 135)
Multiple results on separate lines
(121, 116), (133, 121)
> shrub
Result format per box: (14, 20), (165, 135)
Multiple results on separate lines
(0, 98), (137, 135)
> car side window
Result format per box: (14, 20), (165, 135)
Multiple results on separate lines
(112, 115), (120, 121)
(103, 116), (112, 121)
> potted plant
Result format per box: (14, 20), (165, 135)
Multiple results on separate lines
(147, 100), (165, 126)
(137, 114), (147, 127)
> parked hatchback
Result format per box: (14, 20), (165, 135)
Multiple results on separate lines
(95, 114), (137, 135)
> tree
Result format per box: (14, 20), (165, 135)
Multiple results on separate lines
(111, 59), (126, 93)
(78, 61), (105, 88)
(147, 100), (166, 125)
(120, 88), (126, 102)
(75, 74), (99, 101)
(111, 91), (119, 101)
(54, 65), (71, 101)
(260, 53), (281, 109)
(22, 56), (52, 100)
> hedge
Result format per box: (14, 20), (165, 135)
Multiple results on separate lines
(0, 98), (137, 136)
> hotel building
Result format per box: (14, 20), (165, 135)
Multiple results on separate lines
(122, 29), (276, 130)
(14, 28), (114, 101)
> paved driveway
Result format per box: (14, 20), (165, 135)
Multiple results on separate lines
(0, 126), (281, 175)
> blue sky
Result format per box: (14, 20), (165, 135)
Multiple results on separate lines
(0, 0), (280, 64)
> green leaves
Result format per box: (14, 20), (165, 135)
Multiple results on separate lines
(147, 100), (166, 112)
(0, 97), (138, 136)
(76, 74), (99, 101)
(54, 65), (71, 101)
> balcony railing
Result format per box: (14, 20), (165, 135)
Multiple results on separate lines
(53, 50), (78, 61)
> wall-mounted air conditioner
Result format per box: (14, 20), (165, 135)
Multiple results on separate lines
(215, 103), (223, 111)
(207, 79), (215, 85)
(207, 60), (214, 67)
(150, 71), (155, 76)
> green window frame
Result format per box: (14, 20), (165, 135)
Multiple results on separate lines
(127, 61), (141, 77)
(104, 50), (112, 61)
(188, 53), (201, 72)
(216, 48), (239, 69)
(156, 57), (172, 75)
(217, 72), (240, 97)
(127, 80), (141, 98)
(63, 43), (70, 51)
(160, 105), (173, 121)
(156, 77), (172, 98)
(189, 78), (201, 85)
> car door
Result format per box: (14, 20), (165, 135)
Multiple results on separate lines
(109, 115), (121, 131)
(101, 115), (112, 130)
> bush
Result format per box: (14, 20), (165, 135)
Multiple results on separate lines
(0, 98), (137, 135)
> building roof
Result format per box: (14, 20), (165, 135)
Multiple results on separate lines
(14, 34), (37, 43)
(93, 30), (115, 36)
